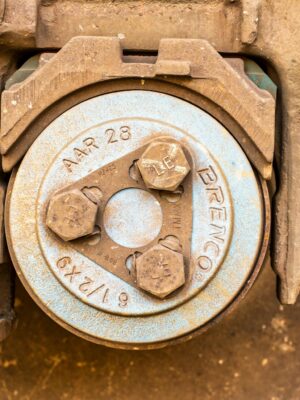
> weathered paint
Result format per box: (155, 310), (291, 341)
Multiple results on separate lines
(6, 90), (264, 347)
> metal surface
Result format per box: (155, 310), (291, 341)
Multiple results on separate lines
(136, 244), (185, 299)
(0, 38), (275, 180)
(0, 0), (299, 306)
(47, 136), (193, 299)
(0, 0), (265, 50)
(46, 189), (98, 241)
(6, 90), (265, 348)
(137, 140), (190, 191)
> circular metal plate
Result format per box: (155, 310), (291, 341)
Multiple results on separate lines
(37, 119), (233, 316)
(7, 90), (264, 347)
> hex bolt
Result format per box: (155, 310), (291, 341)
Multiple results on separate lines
(136, 245), (185, 299)
(46, 189), (98, 241)
(137, 140), (190, 191)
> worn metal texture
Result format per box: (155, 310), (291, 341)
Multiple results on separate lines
(34, 0), (259, 51)
(0, 0), (298, 304)
(0, 0), (265, 51)
(0, 0), (36, 49)
(136, 244), (186, 299)
(0, 38), (275, 180)
(137, 140), (191, 191)
(46, 189), (98, 241)
(48, 137), (193, 292)
(5, 90), (266, 347)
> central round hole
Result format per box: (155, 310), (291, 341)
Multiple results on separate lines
(103, 188), (163, 248)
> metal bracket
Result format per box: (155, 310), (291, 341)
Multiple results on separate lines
(0, 37), (275, 179)
(48, 138), (193, 289)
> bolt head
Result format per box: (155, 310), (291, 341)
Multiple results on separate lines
(46, 189), (98, 241)
(136, 245), (185, 299)
(137, 141), (190, 191)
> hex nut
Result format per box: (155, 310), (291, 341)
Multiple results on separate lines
(137, 141), (190, 191)
(46, 189), (98, 241)
(136, 245), (185, 299)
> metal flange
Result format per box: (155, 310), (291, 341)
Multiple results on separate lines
(5, 90), (267, 348)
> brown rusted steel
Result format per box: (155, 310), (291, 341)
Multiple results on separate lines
(169, 175), (272, 349)
(46, 138), (193, 289)
(34, 1), (259, 51)
(0, 0), (298, 304)
(0, 38), (275, 180)
(137, 140), (191, 192)
(0, 0), (264, 52)
(136, 245), (185, 299)
(0, 0), (36, 49)
(4, 0), (300, 348)
(0, 0), (267, 52)
(46, 189), (98, 242)
(1, 0), (300, 303)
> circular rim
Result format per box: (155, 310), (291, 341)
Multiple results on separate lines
(35, 113), (234, 317)
(6, 174), (269, 350)
(5, 89), (270, 350)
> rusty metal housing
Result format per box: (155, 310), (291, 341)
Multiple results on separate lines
(0, 0), (298, 349)
(4, 89), (268, 348)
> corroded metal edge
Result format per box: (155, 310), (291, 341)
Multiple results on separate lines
(0, 0), (298, 309)
(0, 37), (275, 179)
(50, 139), (193, 289)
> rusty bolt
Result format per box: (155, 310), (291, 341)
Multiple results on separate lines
(46, 189), (98, 241)
(136, 245), (185, 299)
(137, 140), (190, 191)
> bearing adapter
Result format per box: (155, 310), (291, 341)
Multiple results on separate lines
(2, 38), (273, 349)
